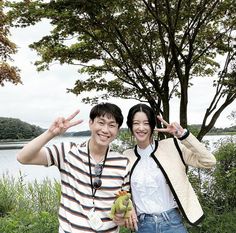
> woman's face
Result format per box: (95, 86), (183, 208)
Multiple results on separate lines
(132, 111), (152, 148)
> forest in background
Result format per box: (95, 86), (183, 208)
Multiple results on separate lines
(0, 117), (235, 141)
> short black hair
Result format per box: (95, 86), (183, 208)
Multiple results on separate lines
(127, 103), (156, 135)
(89, 102), (123, 128)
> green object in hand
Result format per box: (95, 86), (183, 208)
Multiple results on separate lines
(109, 191), (133, 219)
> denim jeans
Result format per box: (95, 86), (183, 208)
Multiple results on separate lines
(136, 208), (188, 233)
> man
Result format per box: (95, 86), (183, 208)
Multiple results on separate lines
(17, 103), (130, 233)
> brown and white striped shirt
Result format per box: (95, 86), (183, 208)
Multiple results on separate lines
(45, 140), (130, 233)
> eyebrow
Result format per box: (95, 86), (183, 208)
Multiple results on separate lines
(98, 117), (117, 124)
(133, 120), (149, 122)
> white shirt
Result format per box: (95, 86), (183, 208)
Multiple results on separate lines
(131, 142), (177, 215)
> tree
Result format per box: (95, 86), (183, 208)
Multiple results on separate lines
(0, 117), (43, 139)
(0, 1), (21, 86)
(6, 0), (236, 140)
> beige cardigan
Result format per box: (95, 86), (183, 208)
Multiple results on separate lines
(123, 132), (216, 226)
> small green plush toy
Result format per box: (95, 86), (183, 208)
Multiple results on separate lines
(109, 190), (133, 219)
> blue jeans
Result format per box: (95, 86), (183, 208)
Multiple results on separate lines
(136, 208), (188, 233)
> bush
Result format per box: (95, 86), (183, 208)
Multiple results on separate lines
(0, 174), (60, 233)
(187, 138), (236, 233)
(0, 210), (58, 233)
(0, 175), (18, 216)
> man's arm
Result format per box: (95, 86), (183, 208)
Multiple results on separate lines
(17, 130), (55, 165)
(17, 109), (83, 166)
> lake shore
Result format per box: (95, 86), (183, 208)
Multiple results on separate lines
(0, 145), (24, 150)
(0, 133), (235, 150)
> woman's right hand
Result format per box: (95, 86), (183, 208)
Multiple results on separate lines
(156, 116), (184, 138)
(124, 208), (138, 231)
(48, 109), (83, 136)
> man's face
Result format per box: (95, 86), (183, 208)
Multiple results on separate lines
(89, 115), (119, 147)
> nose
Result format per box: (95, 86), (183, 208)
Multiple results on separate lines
(101, 124), (109, 133)
(138, 123), (146, 130)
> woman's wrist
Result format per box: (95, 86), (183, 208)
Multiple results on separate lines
(177, 129), (189, 140)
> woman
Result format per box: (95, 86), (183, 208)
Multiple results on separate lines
(123, 103), (216, 233)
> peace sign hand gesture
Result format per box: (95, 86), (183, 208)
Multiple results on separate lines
(155, 116), (184, 138)
(48, 110), (83, 137)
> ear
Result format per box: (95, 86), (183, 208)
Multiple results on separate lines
(89, 119), (93, 129)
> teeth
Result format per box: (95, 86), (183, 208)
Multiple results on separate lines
(137, 132), (145, 135)
(99, 135), (108, 140)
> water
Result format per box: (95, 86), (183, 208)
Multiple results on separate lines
(0, 135), (234, 183)
(0, 136), (89, 182)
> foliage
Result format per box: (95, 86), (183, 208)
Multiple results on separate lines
(5, 0), (236, 141)
(227, 110), (236, 125)
(0, 1), (21, 86)
(0, 175), (18, 217)
(189, 137), (236, 233)
(0, 174), (60, 233)
(186, 208), (236, 233)
(72, 130), (91, 137)
(112, 128), (135, 153)
(209, 125), (236, 134)
(0, 210), (58, 233)
(119, 226), (130, 233)
(0, 117), (43, 140)
(210, 139), (236, 210)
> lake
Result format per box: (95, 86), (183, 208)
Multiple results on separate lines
(0, 135), (234, 183)
(0, 136), (89, 183)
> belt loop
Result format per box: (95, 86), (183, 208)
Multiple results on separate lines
(166, 211), (170, 221)
(139, 214), (145, 221)
(162, 211), (170, 221)
(161, 212), (166, 221)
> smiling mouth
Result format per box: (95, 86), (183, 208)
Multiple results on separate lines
(98, 134), (110, 140)
(136, 132), (147, 136)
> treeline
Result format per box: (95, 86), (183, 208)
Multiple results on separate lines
(188, 124), (236, 135)
(67, 131), (91, 137)
(0, 117), (235, 140)
(209, 125), (236, 134)
(0, 117), (43, 140)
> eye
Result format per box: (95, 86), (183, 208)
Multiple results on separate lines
(98, 121), (104, 125)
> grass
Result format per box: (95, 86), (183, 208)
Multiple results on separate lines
(0, 173), (60, 233)
(1, 170), (235, 233)
(0, 173), (130, 233)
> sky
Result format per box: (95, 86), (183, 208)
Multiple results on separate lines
(0, 20), (235, 131)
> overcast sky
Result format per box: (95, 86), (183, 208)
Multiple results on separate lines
(0, 20), (235, 131)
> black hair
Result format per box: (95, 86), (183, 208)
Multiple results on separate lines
(126, 103), (156, 135)
(89, 102), (123, 128)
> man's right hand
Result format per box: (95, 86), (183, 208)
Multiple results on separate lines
(48, 109), (83, 136)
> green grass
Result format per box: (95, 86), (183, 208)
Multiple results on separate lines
(0, 173), (60, 233)
(1, 171), (235, 233)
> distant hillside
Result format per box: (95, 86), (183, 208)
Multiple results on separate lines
(188, 124), (236, 135)
(1, 117), (235, 141)
(209, 125), (236, 134)
(70, 131), (91, 137)
(0, 117), (44, 140)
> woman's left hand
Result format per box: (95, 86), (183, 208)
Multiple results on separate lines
(156, 116), (184, 138)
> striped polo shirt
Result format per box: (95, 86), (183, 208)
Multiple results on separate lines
(45, 140), (130, 233)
